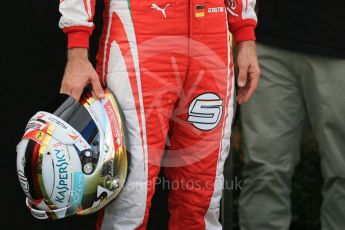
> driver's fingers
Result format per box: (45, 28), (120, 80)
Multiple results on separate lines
(90, 72), (105, 99)
(237, 84), (249, 103)
(70, 85), (84, 101)
(60, 88), (71, 96)
(237, 63), (249, 87)
(242, 71), (260, 103)
(60, 86), (72, 97)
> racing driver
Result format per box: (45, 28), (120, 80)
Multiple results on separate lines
(58, 0), (260, 229)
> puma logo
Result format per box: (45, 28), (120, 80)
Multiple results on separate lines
(151, 3), (170, 18)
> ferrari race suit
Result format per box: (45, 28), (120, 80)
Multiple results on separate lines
(59, 0), (256, 229)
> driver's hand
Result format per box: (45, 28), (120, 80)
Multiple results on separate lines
(236, 41), (260, 104)
(60, 48), (105, 100)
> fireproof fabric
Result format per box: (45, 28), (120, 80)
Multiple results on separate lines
(59, 0), (257, 229)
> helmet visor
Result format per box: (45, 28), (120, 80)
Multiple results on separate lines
(44, 94), (99, 145)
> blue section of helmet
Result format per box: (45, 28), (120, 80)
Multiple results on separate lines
(80, 120), (98, 144)
(72, 172), (84, 205)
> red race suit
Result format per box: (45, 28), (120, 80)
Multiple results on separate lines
(59, 0), (256, 229)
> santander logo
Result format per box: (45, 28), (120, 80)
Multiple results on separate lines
(104, 100), (122, 150)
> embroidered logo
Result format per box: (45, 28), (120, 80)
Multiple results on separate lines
(151, 3), (170, 18)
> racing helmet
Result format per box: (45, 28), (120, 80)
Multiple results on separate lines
(16, 89), (127, 219)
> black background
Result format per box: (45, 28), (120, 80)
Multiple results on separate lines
(2, 0), (169, 229)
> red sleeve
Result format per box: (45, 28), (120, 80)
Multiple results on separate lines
(59, 0), (96, 49)
(225, 0), (257, 43)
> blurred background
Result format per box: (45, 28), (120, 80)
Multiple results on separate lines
(228, 120), (322, 230)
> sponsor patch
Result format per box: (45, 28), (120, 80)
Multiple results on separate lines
(47, 117), (68, 130)
(208, 7), (224, 14)
(68, 132), (79, 141)
(23, 129), (45, 144)
(52, 149), (70, 204)
(18, 170), (30, 195)
(25, 121), (43, 131)
(188, 93), (223, 131)
(72, 172), (84, 205)
(104, 100), (122, 150)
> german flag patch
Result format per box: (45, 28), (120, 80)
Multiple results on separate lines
(195, 4), (205, 18)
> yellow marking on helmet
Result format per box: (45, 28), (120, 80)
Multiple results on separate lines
(46, 124), (56, 136)
(37, 134), (53, 205)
